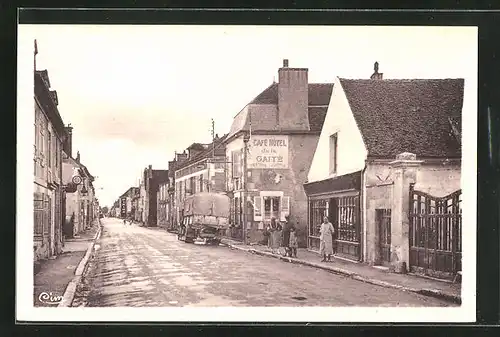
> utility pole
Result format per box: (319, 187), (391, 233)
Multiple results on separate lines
(242, 132), (250, 245)
(211, 118), (215, 157)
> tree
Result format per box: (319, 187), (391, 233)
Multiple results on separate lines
(101, 206), (109, 214)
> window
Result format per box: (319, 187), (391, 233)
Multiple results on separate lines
(329, 133), (338, 174)
(253, 195), (290, 222)
(47, 132), (52, 168)
(309, 199), (328, 237)
(231, 150), (241, 178)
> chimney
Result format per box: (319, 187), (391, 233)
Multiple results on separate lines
(277, 59), (310, 130)
(64, 124), (73, 157)
(187, 143), (205, 159)
(370, 61), (383, 80)
(176, 151), (188, 163)
(76, 151), (80, 163)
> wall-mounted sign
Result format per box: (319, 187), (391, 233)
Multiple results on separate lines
(72, 175), (83, 185)
(248, 135), (289, 169)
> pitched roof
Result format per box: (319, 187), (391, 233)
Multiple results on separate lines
(249, 83), (333, 106)
(229, 83), (333, 137)
(340, 78), (464, 158)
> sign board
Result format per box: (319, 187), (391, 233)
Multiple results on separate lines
(247, 135), (289, 169)
(120, 198), (127, 217)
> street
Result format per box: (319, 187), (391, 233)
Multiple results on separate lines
(76, 218), (456, 307)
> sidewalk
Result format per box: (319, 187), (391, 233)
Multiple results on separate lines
(220, 237), (462, 304)
(34, 221), (101, 307)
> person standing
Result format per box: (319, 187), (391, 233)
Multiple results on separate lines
(319, 216), (335, 262)
(281, 216), (292, 257)
(289, 223), (298, 258)
(269, 217), (281, 254)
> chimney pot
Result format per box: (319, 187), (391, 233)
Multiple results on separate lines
(283, 59), (289, 67)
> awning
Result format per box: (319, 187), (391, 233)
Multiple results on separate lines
(303, 171), (362, 196)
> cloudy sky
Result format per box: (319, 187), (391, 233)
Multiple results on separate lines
(19, 25), (477, 207)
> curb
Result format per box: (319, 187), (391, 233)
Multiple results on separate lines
(58, 223), (102, 307)
(220, 240), (461, 305)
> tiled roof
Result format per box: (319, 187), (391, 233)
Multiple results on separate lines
(340, 78), (464, 158)
(308, 106), (328, 132)
(249, 83), (333, 105)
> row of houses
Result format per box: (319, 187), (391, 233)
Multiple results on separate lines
(114, 59), (463, 279)
(33, 40), (100, 262)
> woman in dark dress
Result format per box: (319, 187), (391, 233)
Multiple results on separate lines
(281, 216), (292, 257)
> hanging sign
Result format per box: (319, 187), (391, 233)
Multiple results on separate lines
(247, 135), (289, 169)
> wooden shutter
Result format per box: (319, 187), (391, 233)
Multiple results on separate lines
(254, 196), (262, 221)
(280, 196), (290, 221)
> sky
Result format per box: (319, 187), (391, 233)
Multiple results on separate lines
(19, 25), (477, 207)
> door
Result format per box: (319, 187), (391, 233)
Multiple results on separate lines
(376, 209), (391, 265)
(49, 196), (55, 256)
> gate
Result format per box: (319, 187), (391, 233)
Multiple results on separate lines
(409, 184), (462, 278)
(376, 209), (391, 265)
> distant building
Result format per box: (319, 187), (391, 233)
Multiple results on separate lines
(142, 166), (169, 226)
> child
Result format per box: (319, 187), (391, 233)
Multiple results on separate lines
(289, 226), (298, 258)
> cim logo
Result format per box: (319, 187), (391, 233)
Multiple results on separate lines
(38, 291), (63, 305)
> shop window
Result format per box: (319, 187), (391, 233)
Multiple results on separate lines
(309, 199), (327, 237)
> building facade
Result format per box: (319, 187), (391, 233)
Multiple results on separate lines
(173, 138), (227, 232)
(304, 64), (463, 279)
(34, 69), (67, 261)
(157, 180), (170, 229)
(223, 59), (332, 246)
(142, 166), (169, 226)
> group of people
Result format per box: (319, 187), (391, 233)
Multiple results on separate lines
(263, 216), (299, 257)
(262, 216), (337, 262)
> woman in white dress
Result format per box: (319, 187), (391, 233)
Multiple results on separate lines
(319, 216), (335, 262)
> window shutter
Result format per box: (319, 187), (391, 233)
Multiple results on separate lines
(254, 196), (262, 221)
(280, 196), (290, 221)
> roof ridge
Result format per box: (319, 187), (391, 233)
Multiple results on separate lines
(339, 77), (464, 81)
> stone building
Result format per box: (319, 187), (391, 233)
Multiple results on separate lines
(62, 149), (96, 237)
(142, 166), (169, 226)
(224, 59), (332, 246)
(305, 63), (463, 279)
(34, 67), (68, 261)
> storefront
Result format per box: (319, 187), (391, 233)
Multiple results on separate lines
(304, 170), (363, 261)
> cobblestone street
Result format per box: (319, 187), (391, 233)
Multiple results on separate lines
(73, 218), (456, 307)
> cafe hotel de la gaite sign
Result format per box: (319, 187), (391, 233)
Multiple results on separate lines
(247, 135), (289, 169)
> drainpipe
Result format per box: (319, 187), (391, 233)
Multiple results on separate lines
(361, 161), (368, 263)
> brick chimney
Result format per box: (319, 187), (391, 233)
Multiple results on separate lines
(370, 61), (383, 80)
(277, 59), (310, 130)
(64, 124), (73, 157)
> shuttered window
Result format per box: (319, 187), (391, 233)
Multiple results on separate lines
(34, 193), (44, 237)
(280, 196), (290, 221)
